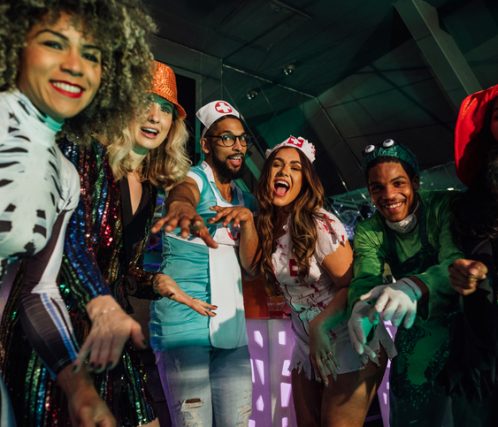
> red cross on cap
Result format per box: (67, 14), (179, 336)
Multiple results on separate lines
(215, 101), (233, 114)
(287, 136), (304, 147)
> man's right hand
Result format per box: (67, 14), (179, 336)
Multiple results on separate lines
(151, 200), (218, 248)
(449, 259), (488, 296)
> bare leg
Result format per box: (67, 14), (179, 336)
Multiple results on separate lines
(291, 369), (323, 427)
(321, 350), (387, 427)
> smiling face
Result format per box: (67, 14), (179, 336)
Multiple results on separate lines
(131, 100), (173, 155)
(17, 12), (102, 121)
(201, 117), (247, 181)
(269, 147), (303, 207)
(367, 161), (419, 222)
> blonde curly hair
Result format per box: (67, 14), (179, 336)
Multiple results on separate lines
(0, 0), (156, 146)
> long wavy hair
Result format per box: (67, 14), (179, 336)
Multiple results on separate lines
(107, 117), (191, 189)
(0, 0), (155, 146)
(255, 148), (325, 290)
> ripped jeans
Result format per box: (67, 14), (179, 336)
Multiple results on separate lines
(155, 345), (252, 427)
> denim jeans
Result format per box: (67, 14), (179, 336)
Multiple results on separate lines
(155, 345), (252, 427)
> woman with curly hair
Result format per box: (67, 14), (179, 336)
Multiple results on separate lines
(0, 0), (155, 147)
(0, 0), (159, 425)
(2, 60), (191, 426)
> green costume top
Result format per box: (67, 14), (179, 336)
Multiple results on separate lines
(349, 190), (463, 420)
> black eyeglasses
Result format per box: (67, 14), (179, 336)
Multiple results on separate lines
(363, 138), (396, 155)
(205, 133), (253, 148)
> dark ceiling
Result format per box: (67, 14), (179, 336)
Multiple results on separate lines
(145, 0), (498, 196)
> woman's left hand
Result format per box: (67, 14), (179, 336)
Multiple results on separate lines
(309, 316), (338, 386)
(208, 205), (254, 229)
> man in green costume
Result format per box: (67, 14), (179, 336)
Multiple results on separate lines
(347, 139), (463, 427)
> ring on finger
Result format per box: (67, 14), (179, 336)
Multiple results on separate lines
(190, 222), (203, 233)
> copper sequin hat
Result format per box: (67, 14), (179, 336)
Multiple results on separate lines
(151, 61), (187, 119)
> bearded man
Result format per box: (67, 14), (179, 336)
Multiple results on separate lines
(149, 100), (256, 426)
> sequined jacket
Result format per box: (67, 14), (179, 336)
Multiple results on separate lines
(59, 139), (158, 314)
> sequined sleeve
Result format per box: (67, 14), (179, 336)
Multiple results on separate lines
(125, 265), (159, 300)
(124, 196), (161, 301)
(58, 140), (111, 312)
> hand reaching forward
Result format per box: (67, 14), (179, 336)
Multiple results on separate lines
(347, 300), (379, 360)
(208, 205), (254, 229)
(153, 273), (217, 317)
(74, 295), (146, 373)
(360, 278), (422, 328)
(151, 200), (217, 248)
(449, 259), (488, 296)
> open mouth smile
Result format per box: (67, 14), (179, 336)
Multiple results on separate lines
(51, 80), (84, 98)
(227, 154), (243, 167)
(140, 127), (160, 138)
(273, 179), (290, 197)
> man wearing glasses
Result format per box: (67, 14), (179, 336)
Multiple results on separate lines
(346, 139), (464, 427)
(150, 100), (255, 426)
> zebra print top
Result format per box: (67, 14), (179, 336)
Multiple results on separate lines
(0, 90), (81, 373)
(0, 90), (79, 268)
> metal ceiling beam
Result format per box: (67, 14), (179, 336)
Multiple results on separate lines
(394, 0), (481, 110)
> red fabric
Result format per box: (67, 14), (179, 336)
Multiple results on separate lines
(454, 84), (498, 186)
(243, 275), (270, 319)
